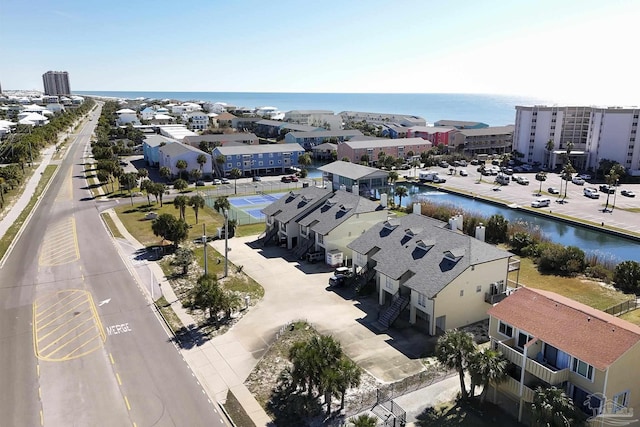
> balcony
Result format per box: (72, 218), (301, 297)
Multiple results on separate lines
(500, 375), (534, 402)
(494, 340), (569, 386)
(508, 258), (521, 272)
(485, 292), (508, 304)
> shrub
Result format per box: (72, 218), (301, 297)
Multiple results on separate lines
(486, 214), (509, 244)
(613, 261), (640, 293)
(538, 243), (585, 276)
(585, 264), (613, 283)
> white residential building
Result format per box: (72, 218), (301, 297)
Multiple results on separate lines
(182, 111), (209, 131)
(513, 105), (640, 175)
(340, 111), (427, 127)
(115, 108), (140, 125)
(284, 110), (342, 130)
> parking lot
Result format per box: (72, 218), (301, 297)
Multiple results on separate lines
(405, 164), (640, 235)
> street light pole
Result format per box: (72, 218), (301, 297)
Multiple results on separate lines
(203, 223), (208, 276)
(612, 179), (619, 212)
(224, 208), (229, 278)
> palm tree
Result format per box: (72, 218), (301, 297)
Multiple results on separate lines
(189, 168), (202, 183)
(159, 166), (172, 182)
(137, 168), (149, 180)
(336, 358), (361, 410)
(395, 185), (408, 209)
(531, 386), (581, 427)
(215, 154), (226, 177)
(230, 168), (241, 195)
(196, 154), (207, 172)
(561, 162), (576, 200)
(213, 196), (230, 213)
(535, 171), (547, 195)
(176, 159), (188, 180)
(298, 153), (312, 174)
(435, 329), (475, 399)
(173, 195), (189, 221)
(545, 139), (555, 169)
(189, 194), (205, 224)
(190, 274), (223, 320)
(467, 348), (507, 402)
(350, 414), (378, 427)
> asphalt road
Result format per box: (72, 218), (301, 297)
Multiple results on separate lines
(0, 107), (225, 426)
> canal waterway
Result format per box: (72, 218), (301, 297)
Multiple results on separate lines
(403, 187), (639, 263)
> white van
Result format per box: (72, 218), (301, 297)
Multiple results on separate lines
(495, 174), (510, 185)
(531, 198), (551, 208)
(584, 188), (600, 199)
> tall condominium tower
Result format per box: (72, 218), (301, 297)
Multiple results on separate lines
(42, 71), (71, 96)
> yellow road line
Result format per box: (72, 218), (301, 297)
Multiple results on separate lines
(36, 298), (89, 329)
(36, 292), (86, 321)
(124, 396), (131, 411)
(64, 334), (103, 359)
(35, 292), (81, 318)
(116, 373), (122, 385)
(109, 353), (115, 365)
(37, 308), (92, 341)
(37, 315), (93, 352)
(43, 324), (96, 358)
(40, 410), (43, 426)
(88, 292), (106, 342)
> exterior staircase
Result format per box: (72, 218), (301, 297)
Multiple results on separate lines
(292, 238), (314, 259)
(261, 227), (278, 246)
(378, 292), (410, 329)
(354, 264), (376, 292)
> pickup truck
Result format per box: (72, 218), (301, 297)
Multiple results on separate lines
(329, 267), (353, 287)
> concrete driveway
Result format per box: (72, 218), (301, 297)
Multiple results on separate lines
(209, 236), (430, 384)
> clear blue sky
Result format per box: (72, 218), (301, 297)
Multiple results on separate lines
(1, 0), (638, 104)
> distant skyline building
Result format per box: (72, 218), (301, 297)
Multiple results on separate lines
(42, 71), (71, 96)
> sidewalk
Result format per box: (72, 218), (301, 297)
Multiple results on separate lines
(0, 145), (56, 242)
(105, 210), (272, 426)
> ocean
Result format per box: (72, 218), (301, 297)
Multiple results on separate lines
(73, 91), (558, 126)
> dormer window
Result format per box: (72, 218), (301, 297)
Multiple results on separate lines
(443, 248), (465, 262)
(324, 199), (337, 207)
(383, 220), (399, 231)
(339, 204), (352, 212)
(416, 239), (434, 251)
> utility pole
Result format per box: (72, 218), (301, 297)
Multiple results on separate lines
(203, 223), (208, 275)
(224, 209), (229, 278)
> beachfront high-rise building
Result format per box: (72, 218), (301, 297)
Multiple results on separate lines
(42, 71), (71, 96)
(513, 105), (640, 176)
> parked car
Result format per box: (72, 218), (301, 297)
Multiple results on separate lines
(212, 179), (222, 185)
(220, 178), (230, 184)
(572, 177), (585, 185)
(599, 184), (615, 194)
(253, 176), (262, 182)
(459, 169), (468, 176)
(290, 175), (299, 182)
(531, 198), (551, 208)
(196, 180), (205, 186)
(281, 176), (292, 183)
(517, 176), (530, 185)
(329, 267), (353, 287)
(621, 190), (636, 197)
(584, 188), (600, 199)
(521, 164), (533, 171)
(578, 174), (592, 180)
(548, 187), (560, 194)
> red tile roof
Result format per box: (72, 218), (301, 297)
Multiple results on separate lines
(488, 287), (640, 371)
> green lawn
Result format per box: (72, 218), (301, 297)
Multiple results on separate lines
(100, 212), (123, 238)
(114, 200), (224, 247)
(620, 308), (640, 326)
(509, 257), (631, 310)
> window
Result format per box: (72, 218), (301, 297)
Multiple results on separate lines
(459, 290), (464, 297)
(613, 391), (630, 411)
(385, 276), (394, 290)
(572, 357), (594, 381)
(417, 293), (426, 307)
(517, 331), (533, 349)
(498, 321), (513, 337)
(476, 285), (482, 293)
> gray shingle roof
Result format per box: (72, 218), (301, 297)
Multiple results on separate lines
(261, 186), (332, 224)
(298, 190), (384, 235)
(183, 133), (257, 144)
(318, 161), (389, 181)
(347, 214), (512, 297)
